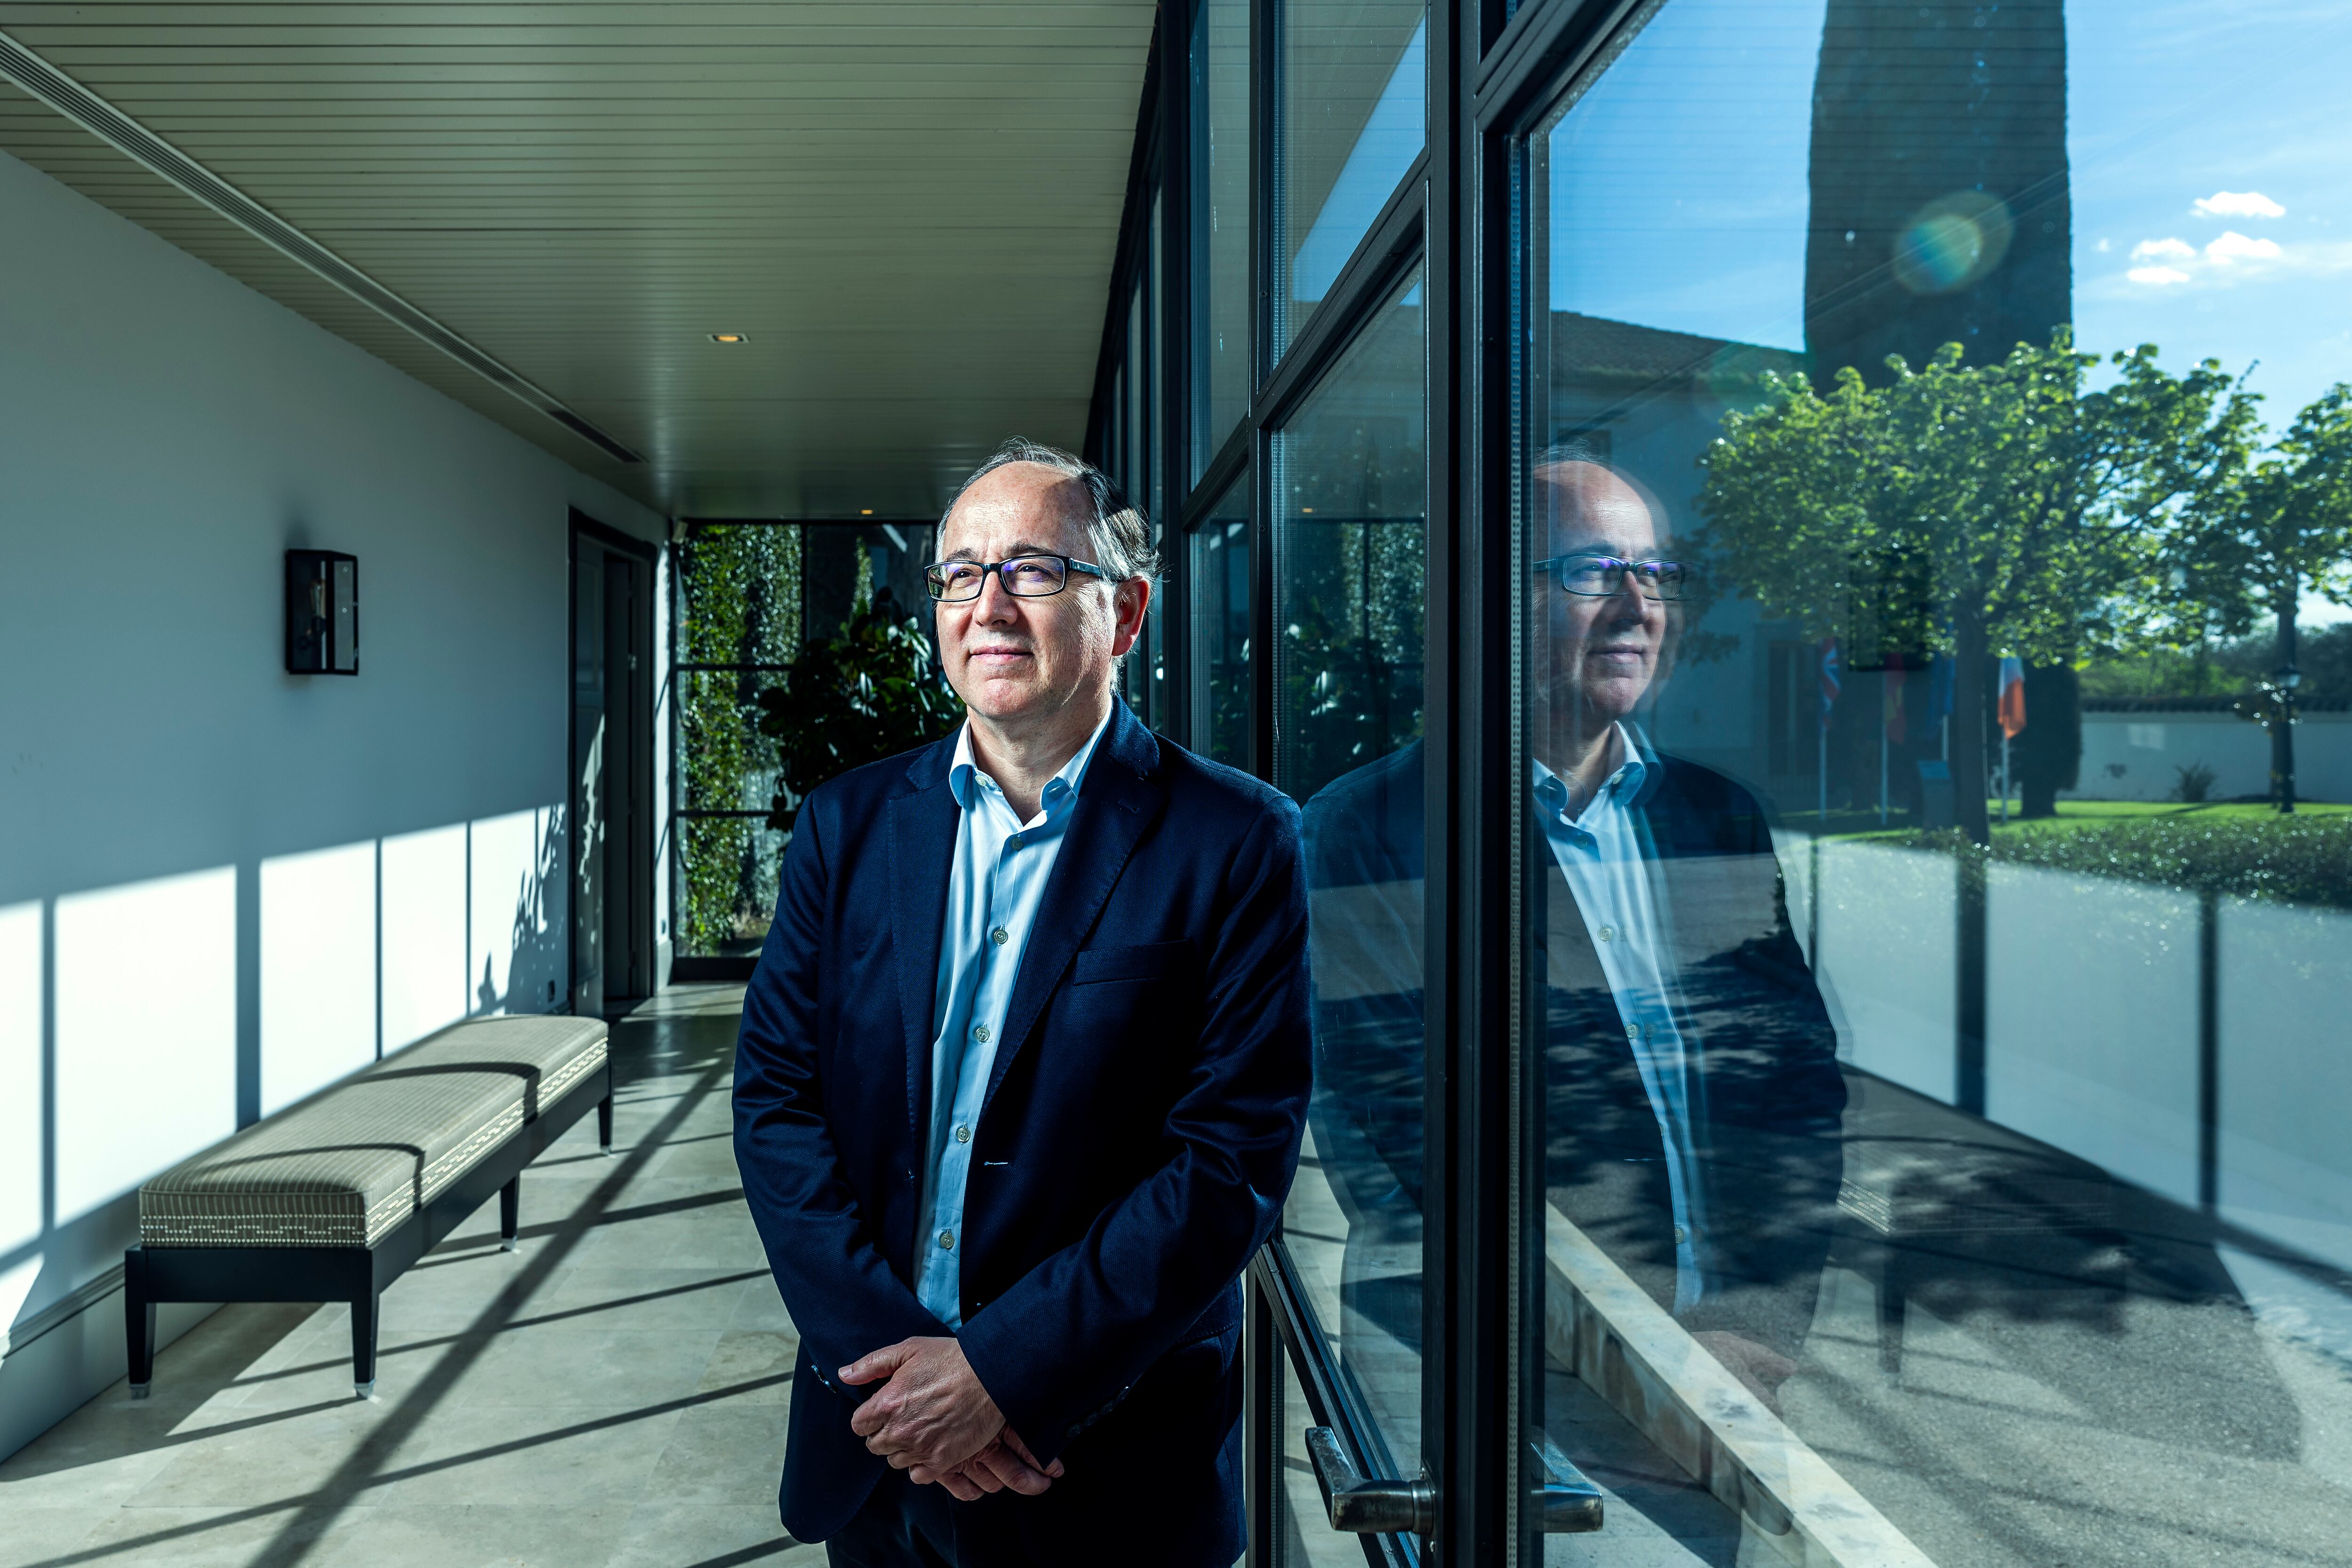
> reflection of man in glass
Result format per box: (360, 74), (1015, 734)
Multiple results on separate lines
(1529, 443), (1845, 1399)
(1303, 443), (1846, 1410)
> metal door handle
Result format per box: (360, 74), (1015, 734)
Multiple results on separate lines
(1302, 1427), (1605, 1536)
(1305, 1426), (1436, 1534)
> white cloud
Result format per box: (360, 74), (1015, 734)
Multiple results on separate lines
(2096, 237), (2112, 253)
(2194, 190), (2287, 219)
(2098, 231), (2351, 300)
(2206, 231), (2283, 263)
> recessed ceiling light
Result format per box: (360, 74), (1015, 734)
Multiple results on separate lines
(709, 332), (749, 344)
(859, 509), (874, 515)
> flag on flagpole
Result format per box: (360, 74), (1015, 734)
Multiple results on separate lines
(1818, 638), (1841, 728)
(1927, 653), (1955, 727)
(1997, 656), (2027, 738)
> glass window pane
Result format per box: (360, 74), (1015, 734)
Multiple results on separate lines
(1189, 471), (1253, 765)
(1110, 362), (1128, 493)
(1121, 568), (1167, 731)
(679, 670), (781, 812)
(1127, 277), (1148, 508)
(1279, 265), (1426, 1477)
(1275, 1), (1424, 362)
(1267, 1337), (1380, 1567)
(1517, 2), (2352, 1562)
(678, 522), (802, 668)
(677, 816), (784, 960)
(1149, 193), (1165, 521)
(1192, 0), (1251, 476)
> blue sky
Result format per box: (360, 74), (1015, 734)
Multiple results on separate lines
(1291, 18), (1427, 304)
(1535, 0), (2352, 621)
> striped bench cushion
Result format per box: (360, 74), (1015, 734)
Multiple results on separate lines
(140, 1068), (525, 1248)
(372, 1015), (608, 1122)
(138, 1015), (607, 1249)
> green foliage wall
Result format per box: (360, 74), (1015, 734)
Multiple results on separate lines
(677, 524), (802, 956)
(1276, 515), (1426, 802)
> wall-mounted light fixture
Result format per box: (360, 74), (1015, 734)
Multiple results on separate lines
(285, 549), (358, 675)
(709, 332), (750, 344)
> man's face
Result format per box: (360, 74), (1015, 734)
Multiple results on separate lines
(933, 462), (1145, 728)
(1533, 460), (1672, 733)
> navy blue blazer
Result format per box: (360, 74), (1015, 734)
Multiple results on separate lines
(1304, 739), (1845, 1358)
(733, 701), (1313, 1551)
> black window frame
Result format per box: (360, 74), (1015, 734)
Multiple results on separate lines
(1080, 0), (1641, 1558)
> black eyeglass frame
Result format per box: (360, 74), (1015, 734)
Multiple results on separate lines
(923, 554), (1114, 603)
(1531, 553), (1689, 602)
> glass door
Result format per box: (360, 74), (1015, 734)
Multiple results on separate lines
(1510, 1), (2352, 1563)
(1271, 261), (1431, 1564)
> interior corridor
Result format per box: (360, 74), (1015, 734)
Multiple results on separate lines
(0, 987), (809, 1568)
(1, 974), (1752, 1568)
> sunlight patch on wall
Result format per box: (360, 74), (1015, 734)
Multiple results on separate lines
(260, 841), (377, 1114)
(54, 868), (235, 1223)
(469, 807), (562, 1017)
(0, 902), (42, 1256)
(0, 1255), (42, 1341)
(381, 823), (468, 1051)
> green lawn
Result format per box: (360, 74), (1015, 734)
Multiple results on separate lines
(1804, 797), (2351, 845)
(2006, 798), (2352, 834)
(1806, 798), (2352, 911)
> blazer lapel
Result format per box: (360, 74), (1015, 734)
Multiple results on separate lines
(984, 706), (1166, 1108)
(889, 740), (960, 1142)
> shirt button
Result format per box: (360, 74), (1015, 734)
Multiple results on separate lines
(974, 1024), (990, 1043)
(1626, 1024), (1641, 1040)
(1673, 1225), (1689, 1243)
(1597, 925), (1615, 942)
(1007, 833), (1021, 849)
(991, 927), (1009, 946)
(938, 1229), (955, 1251)
(955, 1125), (971, 1144)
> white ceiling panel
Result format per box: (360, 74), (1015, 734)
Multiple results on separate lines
(0, 1), (1155, 517)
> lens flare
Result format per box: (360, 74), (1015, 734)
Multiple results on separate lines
(1891, 191), (2015, 294)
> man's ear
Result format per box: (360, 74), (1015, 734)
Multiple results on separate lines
(1111, 576), (1152, 657)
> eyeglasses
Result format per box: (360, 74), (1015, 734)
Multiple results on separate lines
(924, 554), (1112, 603)
(1534, 553), (1687, 601)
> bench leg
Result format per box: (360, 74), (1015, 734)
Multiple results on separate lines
(500, 1175), (521, 1252)
(351, 1291), (380, 1400)
(124, 1247), (155, 1399)
(598, 1092), (614, 1156)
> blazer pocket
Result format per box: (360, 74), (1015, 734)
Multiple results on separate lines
(1072, 938), (1195, 986)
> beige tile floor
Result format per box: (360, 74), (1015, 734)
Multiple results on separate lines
(0, 985), (818, 1568)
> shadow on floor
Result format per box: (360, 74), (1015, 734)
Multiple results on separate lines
(0, 987), (820, 1568)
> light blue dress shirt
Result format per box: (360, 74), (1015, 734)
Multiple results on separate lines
(1533, 726), (1712, 1312)
(914, 710), (1114, 1328)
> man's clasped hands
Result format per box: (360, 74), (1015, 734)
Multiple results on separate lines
(840, 1337), (1065, 1501)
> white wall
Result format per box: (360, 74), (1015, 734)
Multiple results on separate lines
(2218, 898), (2352, 1275)
(0, 146), (666, 1459)
(2069, 709), (2352, 804)
(1985, 864), (2202, 1207)
(1813, 840), (1958, 1102)
(1800, 837), (2352, 1281)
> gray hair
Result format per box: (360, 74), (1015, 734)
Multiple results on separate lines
(938, 438), (1162, 583)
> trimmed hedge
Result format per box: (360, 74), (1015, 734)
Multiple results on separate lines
(1892, 816), (2352, 911)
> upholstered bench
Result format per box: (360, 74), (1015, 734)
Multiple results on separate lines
(124, 1014), (612, 1399)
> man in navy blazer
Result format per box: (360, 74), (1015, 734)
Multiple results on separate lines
(733, 439), (1313, 1565)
